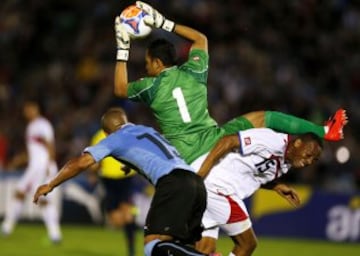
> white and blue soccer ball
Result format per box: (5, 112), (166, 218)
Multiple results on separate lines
(120, 5), (152, 39)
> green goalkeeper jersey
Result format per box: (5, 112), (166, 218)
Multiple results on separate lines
(127, 49), (224, 163)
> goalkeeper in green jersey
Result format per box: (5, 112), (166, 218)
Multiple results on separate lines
(114, 1), (348, 166)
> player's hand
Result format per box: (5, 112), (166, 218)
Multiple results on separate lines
(114, 16), (130, 61)
(33, 184), (53, 204)
(273, 183), (300, 207)
(136, 1), (175, 32)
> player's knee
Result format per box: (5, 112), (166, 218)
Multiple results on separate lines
(231, 228), (258, 256)
(107, 209), (126, 227)
(118, 203), (135, 224)
(233, 237), (257, 256)
(196, 236), (217, 254)
(246, 237), (257, 253)
(38, 200), (48, 207)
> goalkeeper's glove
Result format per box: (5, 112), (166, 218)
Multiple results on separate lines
(136, 1), (175, 32)
(114, 16), (130, 61)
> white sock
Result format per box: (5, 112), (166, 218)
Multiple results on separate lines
(1, 198), (24, 234)
(41, 204), (62, 241)
(229, 253), (236, 256)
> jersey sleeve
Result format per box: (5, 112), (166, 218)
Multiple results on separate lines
(238, 128), (287, 158)
(26, 121), (53, 147)
(127, 77), (157, 103)
(179, 49), (209, 84)
(83, 138), (114, 162)
(40, 121), (55, 143)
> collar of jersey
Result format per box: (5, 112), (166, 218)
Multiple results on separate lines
(121, 123), (134, 129)
(160, 65), (177, 74)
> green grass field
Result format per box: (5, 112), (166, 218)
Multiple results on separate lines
(0, 223), (359, 256)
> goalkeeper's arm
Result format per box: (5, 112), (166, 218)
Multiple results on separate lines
(136, 1), (207, 52)
(114, 17), (130, 98)
(173, 24), (208, 53)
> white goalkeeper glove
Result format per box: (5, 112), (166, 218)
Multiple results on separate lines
(136, 1), (175, 32)
(114, 16), (130, 61)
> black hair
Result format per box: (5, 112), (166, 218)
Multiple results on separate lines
(147, 38), (177, 66)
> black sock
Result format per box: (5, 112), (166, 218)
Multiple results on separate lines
(151, 240), (206, 256)
(124, 222), (136, 256)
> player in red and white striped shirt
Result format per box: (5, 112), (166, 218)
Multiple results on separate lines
(1, 100), (62, 243)
(194, 128), (323, 256)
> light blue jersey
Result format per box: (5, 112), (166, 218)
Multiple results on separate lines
(84, 123), (194, 185)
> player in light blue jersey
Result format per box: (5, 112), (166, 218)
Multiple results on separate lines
(86, 123), (192, 185)
(33, 107), (207, 256)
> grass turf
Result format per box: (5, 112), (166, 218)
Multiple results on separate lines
(0, 223), (359, 256)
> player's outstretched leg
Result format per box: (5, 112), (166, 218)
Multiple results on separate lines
(1, 196), (24, 236)
(235, 108), (348, 141)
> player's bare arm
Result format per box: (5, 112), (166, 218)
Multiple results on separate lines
(33, 153), (96, 204)
(262, 181), (300, 207)
(274, 183), (301, 207)
(173, 24), (208, 52)
(114, 62), (128, 98)
(87, 161), (101, 173)
(197, 134), (239, 178)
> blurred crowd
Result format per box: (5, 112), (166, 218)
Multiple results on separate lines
(0, 0), (359, 191)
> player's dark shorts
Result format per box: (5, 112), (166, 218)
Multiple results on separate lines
(100, 176), (135, 212)
(145, 169), (207, 244)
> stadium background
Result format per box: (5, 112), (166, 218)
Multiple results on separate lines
(0, 0), (360, 255)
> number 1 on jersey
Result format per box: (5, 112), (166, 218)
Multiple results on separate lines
(172, 87), (191, 123)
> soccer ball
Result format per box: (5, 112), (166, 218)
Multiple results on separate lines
(120, 5), (152, 39)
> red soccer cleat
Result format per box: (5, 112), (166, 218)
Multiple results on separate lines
(324, 108), (348, 141)
(209, 253), (223, 256)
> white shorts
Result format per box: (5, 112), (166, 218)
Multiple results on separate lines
(201, 190), (252, 239)
(191, 153), (253, 239)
